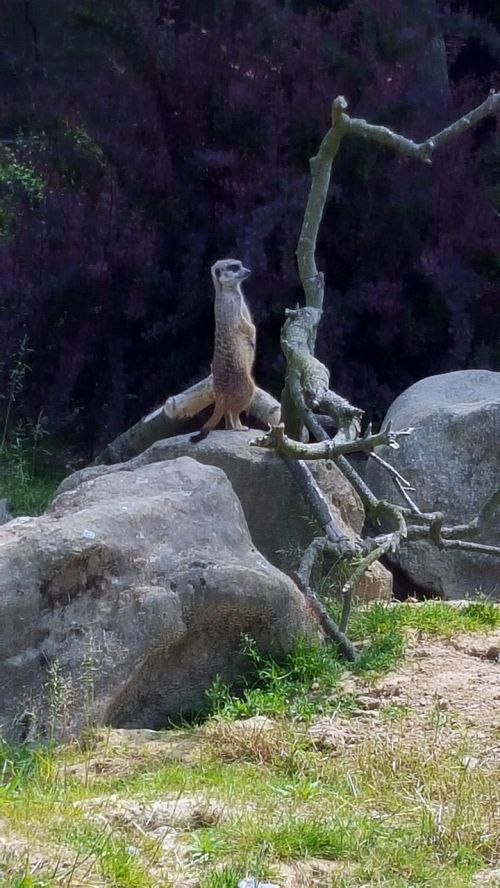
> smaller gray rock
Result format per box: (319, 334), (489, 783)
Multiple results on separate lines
(239, 879), (280, 888)
(365, 370), (500, 599)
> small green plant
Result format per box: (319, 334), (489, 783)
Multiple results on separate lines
(206, 635), (344, 722)
(199, 867), (243, 888)
(353, 624), (406, 674)
(46, 660), (74, 742)
(0, 148), (45, 238)
(0, 740), (52, 797)
(259, 816), (348, 860)
(380, 702), (410, 721)
(67, 823), (150, 887)
(188, 830), (230, 864)
(0, 153), (44, 202)
(0, 335), (32, 447)
(0, 338), (60, 515)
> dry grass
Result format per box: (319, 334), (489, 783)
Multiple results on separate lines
(1, 601), (500, 887)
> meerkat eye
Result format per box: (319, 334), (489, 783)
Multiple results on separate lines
(228, 263), (240, 273)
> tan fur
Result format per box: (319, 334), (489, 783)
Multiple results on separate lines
(191, 259), (256, 443)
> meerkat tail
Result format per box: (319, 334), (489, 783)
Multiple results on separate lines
(190, 400), (225, 443)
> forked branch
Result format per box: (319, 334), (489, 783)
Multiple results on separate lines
(273, 90), (500, 649)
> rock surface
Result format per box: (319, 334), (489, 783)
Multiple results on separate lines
(365, 370), (500, 599)
(59, 430), (392, 602)
(0, 457), (316, 738)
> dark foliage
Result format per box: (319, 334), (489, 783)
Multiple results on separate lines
(0, 0), (498, 452)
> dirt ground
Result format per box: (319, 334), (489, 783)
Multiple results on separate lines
(2, 629), (499, 888)
(310, 629), (500, 763)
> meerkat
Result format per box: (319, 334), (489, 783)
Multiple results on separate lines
(191, 258), (256, 443)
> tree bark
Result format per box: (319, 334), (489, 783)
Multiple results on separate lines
(94, 376), (281, 465)
(256, 91), (500, 646)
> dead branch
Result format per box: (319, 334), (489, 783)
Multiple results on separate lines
(251, 422), (414, 459)
(94, 377), (281, 465)
(282, 457), (358, 556)
(296, 536), (360, 658)
(273, 90), (500, 644)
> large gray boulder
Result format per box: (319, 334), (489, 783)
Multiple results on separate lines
(58, 430), (392, 602)
(0, 457), (317, 739)
(365, 370), (500, 599)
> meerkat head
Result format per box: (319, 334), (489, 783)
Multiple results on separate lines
(211, 259), (251, 292)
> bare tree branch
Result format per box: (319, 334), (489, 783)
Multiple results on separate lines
(273, 90), (500, 644)
(251, 422), (413, 459)
(94, 377), (280, 465)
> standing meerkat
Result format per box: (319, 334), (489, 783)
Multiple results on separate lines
(191, 258), (256, 443)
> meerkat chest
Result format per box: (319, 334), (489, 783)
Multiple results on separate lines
(214, 292), (249, 335)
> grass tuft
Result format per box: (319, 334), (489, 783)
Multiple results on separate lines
(66, 822), (151, 887)
(1, 600), (498, 886)
(206, 635), (344, 722)
(0, 442), (60, 516)
(0, 740), (54, 797)
(199, 867), (244, 888)
(349, 599), (500, 640)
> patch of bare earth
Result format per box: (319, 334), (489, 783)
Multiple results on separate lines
(59, 727), (204, 782)
(310, 629), (500, 765)
(274, 857), (349, 887)
(73, 793), (234, 887)
(0, 831), (103, 887)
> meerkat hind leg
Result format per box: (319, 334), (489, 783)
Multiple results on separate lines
(224, 411), (247, 430)
(230, 412), (248, 431)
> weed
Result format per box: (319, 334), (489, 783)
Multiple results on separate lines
(46, 660), (74, 743)
(379, 702), (410, 721)
(258, 816), (348, 859)
(0, 740), (53, 798)
(0, 335), (32, 447)
(350, 600), (500, 642)
(188, 829), (230, 864)
(199, 867), (244, 888)
(0, 339), (60, 515)
(67, 822), (151, 887)
(206, 635), (344, 722)
(353, 625), (406, 674)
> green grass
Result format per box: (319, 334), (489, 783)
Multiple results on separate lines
(0, 442), (61, 516)
(179, 737), (499, 885)
(199, 868), (243, 888)
(1, 600), (499, 886)
(349, 598), (500, 638)
(66, 822), (152, 887)
(0, 740), (54, 797)
(2, 735), (497, 886)
(205, 634), (345, 722)
(205, 600), (500, 723)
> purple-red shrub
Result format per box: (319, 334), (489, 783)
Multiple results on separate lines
(0, 0), (498, 451)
